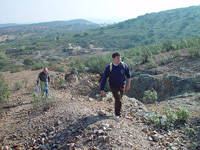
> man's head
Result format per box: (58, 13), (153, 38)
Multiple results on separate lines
(43, 68), (48, 74)
(112, 52), (121, 65)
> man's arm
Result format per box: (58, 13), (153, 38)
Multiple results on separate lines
(48, 74), (50, 83)
(100, 66), (109, 96)
(125, 78), (131, 92)
(36, 72), (41, 85)
(125, 63), (131, 92)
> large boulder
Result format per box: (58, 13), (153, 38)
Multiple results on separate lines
(127, 74), (200, 101)
(127, 74), (155, 100)
(155, 75), (197, 101)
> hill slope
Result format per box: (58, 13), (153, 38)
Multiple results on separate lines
(69, 5), (200, 49)
(0, 23), (22, 28)
(0, 19), (100, 33)
(1, 6), (200, 73)
(0, 56), (200, 149)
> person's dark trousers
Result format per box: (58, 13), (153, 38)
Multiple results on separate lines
(109, 83), (125, 116)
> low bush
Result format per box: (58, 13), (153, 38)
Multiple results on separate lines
(23, 58), (35, 66)
(58, 78), (66, 89)
(55, 65), (65, 72)
(13, 81), (23, 91)
(142, 89), (158, 103)
(31, 63), (49, 70)
(10, 67), (22, 73)
(176, 106), (191, 123)
(0, 74), (10, 103)
(22, 77), (29, 88)
(163, 107), (177, 129)
(144, 61), (158, 69)
(188, 44), (200, 58)
(31, 92), (57, 111)
(147, 106), (191, 130)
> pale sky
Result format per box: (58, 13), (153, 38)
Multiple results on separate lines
(0, 0), (199, 24)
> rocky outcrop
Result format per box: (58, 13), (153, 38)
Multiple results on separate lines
(127, 74), (200, 101)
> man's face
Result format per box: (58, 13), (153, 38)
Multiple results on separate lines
(112, 56), (121, 65)
(43, 68), (47, 74)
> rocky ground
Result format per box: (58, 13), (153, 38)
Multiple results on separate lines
(0, 71), (160, 150)
(0, 50), (200, 150)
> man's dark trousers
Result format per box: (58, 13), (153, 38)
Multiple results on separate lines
(109, 83), (125, 116)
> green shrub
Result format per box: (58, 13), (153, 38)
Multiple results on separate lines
(184, 124), (196, 136)
(144, 61), (158, 69)
(188, 44), (200, 58)
(55, 65), (65, 72)
(148, 112), (163, 128)
(31, 92), (57, 111)
(31, 63), (45, 70)
(163, 106), (177, 129)
(85, 55), (111, 74)
(142, 89), (157, 103)
(22, 77), (29, 88)
(70, 68), (79, 75)
(32, 93), (40, 103)
(0, 52), (7, 60)
(0, 74), (10, 103)
(13, 81), (23, 91)
(160, 55), (174, 65)
(141, 47), (153, 64)
(10, 67), (22, 73)
(58, 78), (66, 89)
(70, 59), (87, 73)
(162, 40), (176, 52)
(176, 106), (191, 123)
(174, 50), (181, 57)
(147, 106), (191, 130)
(23, 58), (35, 66)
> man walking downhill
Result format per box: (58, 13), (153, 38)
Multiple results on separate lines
(37, 68), (50, 97)
(100, 52), (131, 117)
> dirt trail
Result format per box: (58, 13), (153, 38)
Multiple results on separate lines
(1, 69), (199, 149)
(0, 70), (162, 150)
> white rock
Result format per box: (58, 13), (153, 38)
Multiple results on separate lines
(147, 136), (153, 141)
(152, 134), (163, 141)
(98, 109), (107, 117)
(101, 123), (110, 128)
(171, 146), (178, 150)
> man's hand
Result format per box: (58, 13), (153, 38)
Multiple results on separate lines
(100, 90), (106, 96)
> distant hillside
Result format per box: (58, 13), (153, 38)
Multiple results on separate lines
(0, 19), (100, 33)
(0, 23), (22, 28)
(68, 5), (200, 49)
(1, 6), (200, 73)
(34, 19), (98, 27)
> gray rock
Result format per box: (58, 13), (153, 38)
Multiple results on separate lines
(96, 129), (105, 135)
(147, 136), (153, 141)
(69, 143), (75, 149)
(55, 120), (62, 126)
(40, 133), (47, 138)
(82, 114), (88, 120)
(98, 136), (109, 142)
(98, 109), (107, 117)
(171, 146), (178, 150)
(101, 123), (110, 128)
(152, 134), (163, 141)
(38, 145), (48, 150)
(53, 143), (58, 148)
(179, 147), (188, 150)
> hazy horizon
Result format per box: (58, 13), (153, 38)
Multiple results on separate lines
(0, 0), (199, 24)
